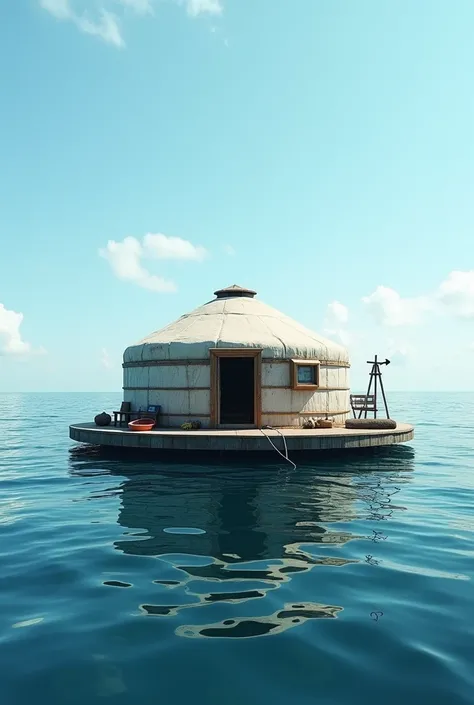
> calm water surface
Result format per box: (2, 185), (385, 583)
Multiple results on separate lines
(0, 392), (473, 705)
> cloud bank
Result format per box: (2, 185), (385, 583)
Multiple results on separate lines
(363, 271), (474, 326)
(40, 0), (223, 47)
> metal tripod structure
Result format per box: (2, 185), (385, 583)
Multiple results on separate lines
(362, 355), (391, 419)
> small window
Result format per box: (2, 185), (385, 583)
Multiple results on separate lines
(291, 360), (320, 390)
(297, 366), (316, 384)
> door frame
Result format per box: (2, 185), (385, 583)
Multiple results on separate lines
(209, 348), (262, 428)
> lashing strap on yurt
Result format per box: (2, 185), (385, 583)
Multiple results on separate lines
(260, 426), (297, 470)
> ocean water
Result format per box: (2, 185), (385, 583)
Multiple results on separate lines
(0, 392), (473, 705)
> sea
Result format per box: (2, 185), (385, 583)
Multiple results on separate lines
(0, 392), (473, 705)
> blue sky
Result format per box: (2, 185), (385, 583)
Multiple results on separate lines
(1, 0), (474, 392)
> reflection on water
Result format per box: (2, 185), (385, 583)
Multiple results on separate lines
(69, 446), (415, 638)
(177, 601), (343, 639)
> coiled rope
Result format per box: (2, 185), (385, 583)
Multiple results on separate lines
(260, 426), (297, 470)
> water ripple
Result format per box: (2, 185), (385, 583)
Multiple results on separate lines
(0, 392), (473, 705)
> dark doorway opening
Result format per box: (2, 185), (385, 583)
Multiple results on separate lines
(219, 357), (255, 425)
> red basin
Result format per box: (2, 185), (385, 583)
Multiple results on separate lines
(128, 418), (155, 432)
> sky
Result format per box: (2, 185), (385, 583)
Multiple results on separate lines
(1, 0), (474, 392)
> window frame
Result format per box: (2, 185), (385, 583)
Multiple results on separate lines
(290, 359), (321, 391)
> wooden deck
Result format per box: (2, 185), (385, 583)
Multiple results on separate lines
(69, 422), (414, 452)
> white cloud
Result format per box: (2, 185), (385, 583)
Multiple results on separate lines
(40, 0), (223, 46)
(436, 270), (474, 319)
(78, 9), (124, 45)
(99, 232), (207, 292)
(99, 236), (176, 292)
(0, 304), (34, 356)
(362, 285), (431, 326)
(321, 270), (474, 389)
(385, 339), (413, 366)
(40, 0), (124, 47)
(117, 0), (153, 14)
(363, 271), (474, 327)
(41, 0), (71, 19)
(322, 300), (352, 347)
(185, 0), (223, 16)
(144, 233), (207, 261)
(326, 301), (348, 325)
(101, 347), (113, 368)
(223, 244), (236, 256)
(323, 327), (354, 348)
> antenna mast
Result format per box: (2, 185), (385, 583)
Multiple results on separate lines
(364, 355), (391, 419)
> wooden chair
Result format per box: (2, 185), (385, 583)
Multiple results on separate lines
(113, 401), (134, 427)
(350, 394), (376, 419)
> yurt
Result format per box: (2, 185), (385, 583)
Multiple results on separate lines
(122, 285), (351, 429)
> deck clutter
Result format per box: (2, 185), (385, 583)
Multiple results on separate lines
(113, 402), (161, 428)
(70, 284), (414, 453)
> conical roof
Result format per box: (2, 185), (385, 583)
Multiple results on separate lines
(213, 284), (257, 298)
(123, 286), (349, 363)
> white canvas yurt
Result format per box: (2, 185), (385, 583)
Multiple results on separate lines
(123, 285), (351, 428)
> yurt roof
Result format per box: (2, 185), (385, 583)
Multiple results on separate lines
(123, 285), (349, 364)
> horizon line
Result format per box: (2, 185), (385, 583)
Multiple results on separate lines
(1, 390), (474, 394)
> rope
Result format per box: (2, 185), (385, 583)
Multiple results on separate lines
(260, 426), (297, 470)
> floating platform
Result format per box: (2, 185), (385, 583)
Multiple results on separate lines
(69, 422), (414, 453)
